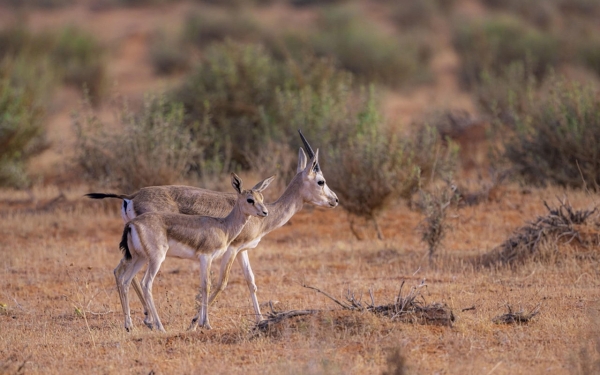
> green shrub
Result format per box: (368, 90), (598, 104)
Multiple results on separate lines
(51, 26), (106, 102)
(311, 7), (431, 87)
(279, 86), (456, 239)
(474, 61), (536, 123)
(453, 15), (560, 87)
(504, 77), (600, 189)
(173, 41), (349, 168)
(0, 56), (50, 187)
(74, 94), (203, 191)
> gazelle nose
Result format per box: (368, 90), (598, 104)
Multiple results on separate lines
(262, 210), (268, 216)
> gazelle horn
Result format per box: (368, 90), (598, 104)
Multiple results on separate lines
(298, 129), (320, 172)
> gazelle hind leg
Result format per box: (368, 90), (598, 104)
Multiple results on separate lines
(115, 260), (150, 326)
(140, 254), (167, 333)
(237, 250), (264, 322)
(115, 256), (146, 332)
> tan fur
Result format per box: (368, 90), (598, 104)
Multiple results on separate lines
(114, 174), (272, 332)
(102, 149), (338, 326)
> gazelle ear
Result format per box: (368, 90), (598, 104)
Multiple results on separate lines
(303, 148), (319, 174)
(231, 173), (243, 194)
(252, 175), (275, 192)
(297, 148), (307, 173)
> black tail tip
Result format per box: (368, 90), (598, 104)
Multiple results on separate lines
(85, 193), (106, 199)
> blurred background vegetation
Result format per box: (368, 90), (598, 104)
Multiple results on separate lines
(1, 0), (600, 218)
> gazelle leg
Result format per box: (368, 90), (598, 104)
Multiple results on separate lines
(115, 260), (150, 326)
(189, 254), (213, 331)
(208, 247), (238, 306)
(140, 253), (167, 333)
(237, 250), (264, 322)
(115, 256), (146, 332)
(137, 272), (154, 329)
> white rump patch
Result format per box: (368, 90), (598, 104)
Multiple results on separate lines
(121, 199), (136, 223)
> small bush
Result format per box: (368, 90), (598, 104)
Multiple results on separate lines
(474, 61), (536, 123)
(453, 15), (560, 87)
(504, 77), (600, 189)
(74, 94), (203, 191)
(0, 56), (50, 187)
(275, 70), (451, 216)
(173, 41), (351, 168)
(51, 26), (106, 102)
(310, 7), (431, 87)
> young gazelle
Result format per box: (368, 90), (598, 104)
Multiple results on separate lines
(88, 132), (339, 326)
(115, 173), (273, 332)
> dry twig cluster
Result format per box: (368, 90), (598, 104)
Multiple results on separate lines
(253, 281), (455, 335)
(492, 304), (541, 324)
(480, 198), (598, 267)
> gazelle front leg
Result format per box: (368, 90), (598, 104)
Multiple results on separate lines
(237, 250), (264, 323)
(189, 254), (213, 331)
(208, 246), (238, 306)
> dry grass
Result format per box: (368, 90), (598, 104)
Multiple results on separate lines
(1, 183), (600, 374)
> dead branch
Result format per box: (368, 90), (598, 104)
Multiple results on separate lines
(492, 304), (541, 324)
(479, 198), (599, 267)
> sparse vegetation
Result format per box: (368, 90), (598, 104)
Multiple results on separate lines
(418, 182), (457, 261)
(0, 57), (49, 187)
(505, 78), (600, 189)
(74, 94), (202, 191)
(310, 7), (431, 87)
(453, 15), (560, 87)
(50, 26), (106, 102)
(2, 1), (600, 374)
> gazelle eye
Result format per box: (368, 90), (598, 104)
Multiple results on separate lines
(247, 198), (255, 204)
(317, 180), (325, 186)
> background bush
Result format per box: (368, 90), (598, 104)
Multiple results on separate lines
(504, 77), (600, 189)
(74, 94), (203, 191)
(0, 56), (50, 187)
(50, 26), (106, 102)
(309, 7), (431, 87)
(453, 15), (559, 87)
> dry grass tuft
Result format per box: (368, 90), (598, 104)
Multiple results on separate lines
(492, 304), (541, 324)
(479, 198), (599, 267)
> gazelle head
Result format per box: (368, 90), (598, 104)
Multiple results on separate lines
(296, 148), (339, 208)
(231, 173), (273, 217)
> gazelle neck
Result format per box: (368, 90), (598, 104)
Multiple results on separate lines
(260, 173), (305, 234)
(222, 203), (252, 243)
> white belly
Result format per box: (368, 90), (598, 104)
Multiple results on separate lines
(167, 240), (197, 260)
(239, 236), (263, 251)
